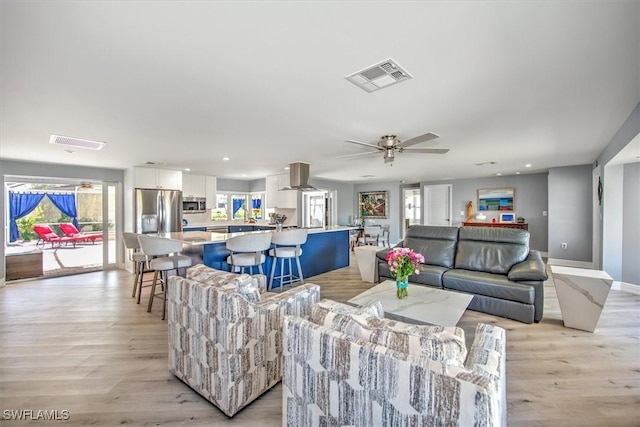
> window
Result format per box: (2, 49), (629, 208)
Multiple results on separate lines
(211, 192), (264, 221)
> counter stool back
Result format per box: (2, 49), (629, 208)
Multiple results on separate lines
(137, 235), (192, 320)
(225, 232), (272, 275)
(269, 228), (308, 291)
(122, 232), (149, 303)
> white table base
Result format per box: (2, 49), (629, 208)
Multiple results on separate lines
(354, 245), (380, 283)
(550, 265), (613, 333)
(348, 280), (472, 326)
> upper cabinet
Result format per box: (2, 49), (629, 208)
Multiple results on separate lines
(182, 174), (206, 198)
(134, 167), (182, 190)
(205, 175), (217, 209)
(266, 173), (297, 209)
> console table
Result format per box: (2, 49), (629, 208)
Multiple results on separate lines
(463, 221), (528, 230)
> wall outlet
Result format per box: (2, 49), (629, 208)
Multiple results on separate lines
(561, 242), (568, 250)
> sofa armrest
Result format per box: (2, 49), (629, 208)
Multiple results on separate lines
(465, 323), (506, 427)
(508, 250), (548, 281)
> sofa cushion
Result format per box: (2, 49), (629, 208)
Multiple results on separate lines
(400, 225), (459, 268)
(312, 300), (467, 366)
(455, 227), (529, 274)
(378, 261), (448, 288)
(443, 269), (535, 305)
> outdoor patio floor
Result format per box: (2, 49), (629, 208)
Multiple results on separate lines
(6, 239), (109, 278)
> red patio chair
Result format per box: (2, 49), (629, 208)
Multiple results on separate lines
(59, 223), (102, 244)
(33, 224), (81, 249)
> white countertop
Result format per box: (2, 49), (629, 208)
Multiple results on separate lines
(158, 226), (359, 245)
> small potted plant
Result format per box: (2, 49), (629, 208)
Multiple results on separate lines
(385, 247), (425, 299)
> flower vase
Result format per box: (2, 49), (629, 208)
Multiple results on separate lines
(396, 277), (409, 299)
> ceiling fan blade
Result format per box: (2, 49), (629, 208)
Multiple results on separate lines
(345, 139), (383, 150)
(401, 148), (449, 154)
(397, 132), (440, 148)
(337, 151), (379, 159)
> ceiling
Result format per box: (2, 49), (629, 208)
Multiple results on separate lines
(1, 1), (639, 183)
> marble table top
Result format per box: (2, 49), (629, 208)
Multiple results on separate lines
(348, 280), (473, 326)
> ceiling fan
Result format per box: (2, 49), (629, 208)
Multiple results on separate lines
(341, 132), (449, 164)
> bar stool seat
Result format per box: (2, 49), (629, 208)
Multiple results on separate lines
(137, 235), (192, 320)
(226, 232), (272, 275)
(269, 228), (308, 291)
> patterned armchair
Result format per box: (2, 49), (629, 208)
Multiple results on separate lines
(167, 264), (321, 417)
(283, 299), (506, 426)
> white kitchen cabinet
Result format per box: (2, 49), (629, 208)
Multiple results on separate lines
(266, 173), (297, 209)
(182, 174), (206, 197)
(134, 167), (182, 190)
(205, 175), (217, 209)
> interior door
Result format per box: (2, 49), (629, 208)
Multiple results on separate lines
(402, 188), (421, 239)
(423, 184), (452, 226)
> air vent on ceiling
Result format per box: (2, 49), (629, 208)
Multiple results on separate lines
(49, 135), (106, 150)
(346, 58), (413, 93)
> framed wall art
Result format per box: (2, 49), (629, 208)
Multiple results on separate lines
(359, 191), (388, 219)
(478, 187), (515, 212)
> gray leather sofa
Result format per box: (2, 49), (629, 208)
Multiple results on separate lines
(377, 225), (547, 324)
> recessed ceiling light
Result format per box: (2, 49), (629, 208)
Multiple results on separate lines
(284, 166), (290, 170)
(222, 157), (229, 161)
(242, 174), (247, 177)
(516, 172), (520, 175)
(496, 173), (502, 176)
(184, 168), (191, 172)
(525, 164), (532, 168)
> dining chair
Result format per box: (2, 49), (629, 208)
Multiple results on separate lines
(122, 232), (150, 303)
(378, 224), (391, 248)
(358, 226), (381, 246)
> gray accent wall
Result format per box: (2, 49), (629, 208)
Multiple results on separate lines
(421, 173), (549, 252)
(622, 162), (640, 285)
(249, 178), (265, 192)
(353, 181), (401, 245)
(216, 178), (251, 193)
(548, 165), (592, 262)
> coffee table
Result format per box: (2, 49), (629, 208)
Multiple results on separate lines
(348, 280), (473, 326)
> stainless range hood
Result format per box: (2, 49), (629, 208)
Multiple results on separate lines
(280, 162), (318, 191)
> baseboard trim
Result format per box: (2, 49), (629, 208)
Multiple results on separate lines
(612, 281), (640, 295)
(547, 258), (594, 269)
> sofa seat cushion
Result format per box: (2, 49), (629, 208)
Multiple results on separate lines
(378, 262), (447, 288)
(311, 300), (467, 366)
(443, 269), (535, 305)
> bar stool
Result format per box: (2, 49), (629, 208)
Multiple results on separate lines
(268, 228), (308, 291)
(122, 232), (149, 303)
(226, 232), (272, 275)
(137, 235), (192, 320)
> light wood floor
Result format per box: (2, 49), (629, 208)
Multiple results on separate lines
(1, 257), (639, 426)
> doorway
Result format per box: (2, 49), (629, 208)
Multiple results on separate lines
(422, 184), (452, 226)
(402, 188), (421, 239)
(5, 179), (118, 280)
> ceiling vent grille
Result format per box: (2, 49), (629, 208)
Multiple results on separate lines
(49, 135), (106, 150)
(346, 58), (412, 93)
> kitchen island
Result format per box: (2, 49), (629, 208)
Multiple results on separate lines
(158, 226), (356, 282)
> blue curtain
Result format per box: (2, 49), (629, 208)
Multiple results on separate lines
(252, 198), (261, 209)
(9, 192), (45, 242)
(232, 198), (244, 216)
(47, 193), (79, 229)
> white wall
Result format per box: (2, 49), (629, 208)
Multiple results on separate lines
(622, 162), (640, 285)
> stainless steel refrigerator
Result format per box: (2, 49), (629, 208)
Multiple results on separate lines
(135, 188), (183, 234)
